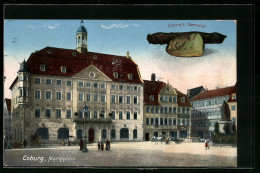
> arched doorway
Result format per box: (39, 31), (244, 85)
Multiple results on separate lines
(153, 131), (158, 137)
(58, 128), (69, 139)
(133, 129), (137, 139)
(77, 129), (82, 139)
(88, 128), (94, 143)
(120, 128), (129, 139)
(36, 128), (49, 139)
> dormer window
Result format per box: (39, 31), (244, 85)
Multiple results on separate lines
(181, 97), (185, 103)
(72, 52), (77, 56)
(40, 64), (45, 71)
(113, 72), (118, 78)
(150, 95), (154, 101)
(232, 93), (236, 100)
(128, 73), (133, 80)
(61, 66), (66, 73)
(93, 55), (97, 59)
(47, 49), (52, 54)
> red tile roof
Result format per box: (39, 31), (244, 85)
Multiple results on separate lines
(5, 98), (11, 112)
(176, 90), (192, 107)
(144, 80), (166, 105)
(27, 47), (143, 83)
(191, 85), (237, 102)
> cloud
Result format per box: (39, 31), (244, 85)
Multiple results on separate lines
(27, 25), (37, 30)
(100, 23), (140, 29)
(43, 23), (60, 30)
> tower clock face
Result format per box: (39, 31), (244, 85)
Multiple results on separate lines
(89, 72), (95, 78)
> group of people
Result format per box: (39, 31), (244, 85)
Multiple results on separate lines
(79, 138), (111, 151)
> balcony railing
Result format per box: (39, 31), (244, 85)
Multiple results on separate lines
(73, 117), (112, 124)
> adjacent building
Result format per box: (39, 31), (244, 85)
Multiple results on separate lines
(190, 85), (237, 139)
(143, 74), (192, 141)
(3, 98), (12, 142)
(10, 22), (144, 144)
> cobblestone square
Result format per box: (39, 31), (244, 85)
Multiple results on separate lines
(3, 142), (237, 168)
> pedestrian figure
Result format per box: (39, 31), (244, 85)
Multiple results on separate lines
(68, 140), (70, 146)
(105, 139), (110, 151)
(80, 138), (84, 151)
(205, 140), (210, 150)
(97, 141), (101, 150)
(23, 139), (27, 148)
(101, 142), (104, 151)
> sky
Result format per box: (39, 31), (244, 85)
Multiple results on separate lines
(4, 20), (237, 99)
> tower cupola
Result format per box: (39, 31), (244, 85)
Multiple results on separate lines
(19, 60), (29, 72)
(76, 20), (88, 53)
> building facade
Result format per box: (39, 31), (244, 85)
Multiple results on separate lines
(190, 85), (237, 139)
(3, 98), (12, 142)
(143, 74), (192, 141)
(10, 22), (144, 144)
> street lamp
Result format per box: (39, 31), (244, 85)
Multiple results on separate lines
(82, 102), (88, 152)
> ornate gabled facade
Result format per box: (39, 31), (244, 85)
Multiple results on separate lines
(10, 22), (144, 144)
(190, 85), (237, 139)
(143, 74), (192, 141)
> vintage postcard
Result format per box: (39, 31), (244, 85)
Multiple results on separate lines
(3, 19), (237, 167)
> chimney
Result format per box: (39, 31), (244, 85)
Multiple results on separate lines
(151, 73), (156, 81)
(126, 51), (130, 58)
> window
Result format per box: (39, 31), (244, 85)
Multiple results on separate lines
(133, 86), (138, 91)
(127, 86), (131, 90)
(165, 107), (168, 114)
(46, 91), (52, 100)
(35, 109), (40, 118)
(101, 95), (106, 103)
(56, 109), (61, 118)
(61, 66), (66, 73)
(151, 118), (154, 125)
(232, 117), (236, 124)
(155, 106), (159, 113)
(151, 106), (154, 113)
(161, 107), (164, 114)
(187, 118), (190, 125)
(127, 111), (130, 119)
(169, 107), (172, 113)
(56, 80), (62, 85)
(111, 111), (115, 119)
(174, 96), (177, 103)
(56, 92), (62, 100)
(86, 93), (91, 102)
(67, 92), (71, 101)
(119, 96), (123, 103)
(79, 81), (84, 87)
(94, 94), (98, 102)
(111, 85), (116, 89)
(160, 118), (163, 125)
(35, 90), (41, 99)
(79, 110), (83, 118)
(165, 96), (168, 102)
(67, 81), (72, 86)
(231, 105), (236, 110)
(187, 108), (190, 114)
(128, 73), (133, 80)
(86, 82), (91, 88)
(181, 97), (185, 103)
(100, 83), (105, 89)
(160, 96), (164, 101)
(146, 118), (149, 125)
(178, 107), (181, 113)
(182, 119), (185, 125)
(89, 72), (95, 78)
(182, 108), (185, 114)
(67, 110), (71, 118)
(35, 78), (41, 84)
(173, 118), (176, 125)
(178, 119), (181, 125)
(134, 112), (137, 120)
(46, 109), (51, 118)
(146, 106), (150, 113)
(93, 83), (98, 88)
(94, 111), (98, 119)
(79, 93), (84, 101)
(169, 118), (172, 125)
(40, 64), (45, 71)
(126, 96), (131, 104)
(119, 111), (123, 119)
(119, 85), (123, 90)
(102, 129), (107, 139)
(165, 118), (168, 125)
(113, 72), (118, 78)
(155, 118), (159, 125)
(134, 96), (138, 104)
(46, 79), (52, 84)
(232, 94), (236, 100)
(169, 96), (173, 102)
(111, 129), (116, 139)
(150, 95), (154, 101)
(111, 95), (116, 103)
(87, 110), (91, 118)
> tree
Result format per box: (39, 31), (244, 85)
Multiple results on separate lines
(223, 122), (230, 135)
(214, 122), (220, 134)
